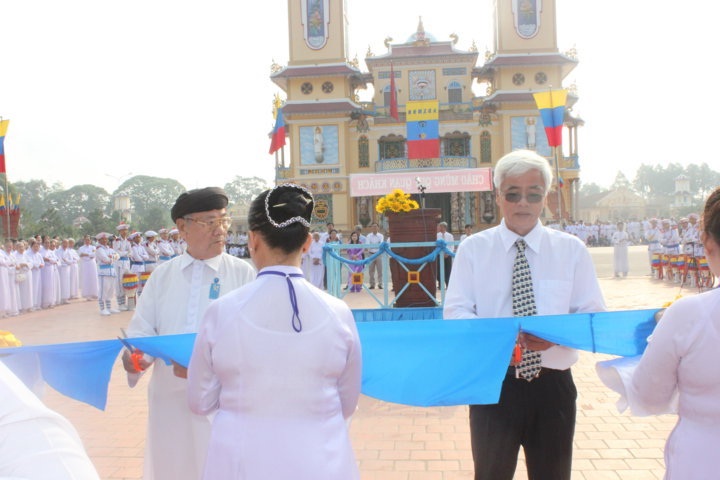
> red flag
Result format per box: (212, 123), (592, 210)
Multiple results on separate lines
(0, 119), (9, 174)
(268, 107), (286, 155)
(389, 63), (399, 121)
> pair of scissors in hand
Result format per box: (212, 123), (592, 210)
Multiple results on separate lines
(118, 331), (145, 372)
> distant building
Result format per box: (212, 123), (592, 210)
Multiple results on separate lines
(270, 0), (584, 233)
(673, 174), (692, 208)
(578, 186), (646, 222)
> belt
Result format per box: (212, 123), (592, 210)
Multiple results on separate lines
(99, 264), (113, 270)
(130, 261), (144, 266)
(159, 256), (171, 261)
(506, 366), (567, 378)
(145, 261), (156, 264)
(119, 256), (129, 261)
(665, 244), (679, 248)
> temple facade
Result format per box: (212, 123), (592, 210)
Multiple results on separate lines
(270, 0), (582, 233)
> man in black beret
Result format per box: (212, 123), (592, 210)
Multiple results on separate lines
(121, 186), (256, 480)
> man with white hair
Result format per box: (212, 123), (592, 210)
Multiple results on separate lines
(444, 149), (605, 480)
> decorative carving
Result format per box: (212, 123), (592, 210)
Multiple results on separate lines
(449, 33), (458, 45)
(366, 45), (374, 57)
(565, 44), (578, 60)
(270, 59), (283, 74)
(412, 17), (430, 47)
(384, 37), (392, 50)
(349, 54), (359, 69)
(469, 40), (478, 52)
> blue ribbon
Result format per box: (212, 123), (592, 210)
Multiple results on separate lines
(0, 308), (659, 410)
(323, 240), (455, 267)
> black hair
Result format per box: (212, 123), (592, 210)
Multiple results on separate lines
(248, 184), (313, 254)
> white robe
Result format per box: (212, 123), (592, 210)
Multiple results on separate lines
(28, 251), (44, 310)
(65, 247), (80, 299)
(630, 289), (720, 479)
(187, 265), (362, 480)
(308, 240), (325, 289)
(56, 247), (71, 303)
(41, 249), (60, 308)
(0, 361), (100, 479)
(78, 244), (99, 299)
(126, 252), (256, 480)
(611, 230), (630, 275)
(12, 251), (33, 312)
(1, 249), (19, 316)
(0, 250), (13, 317)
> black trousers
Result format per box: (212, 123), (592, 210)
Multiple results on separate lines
(469, 368), (576, 480)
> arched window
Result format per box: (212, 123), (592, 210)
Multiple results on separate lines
(480, 131), (491, 163)
(443, 131), (470, 157)
(358, 136), (369, 168)
(447, 81), (462, 104)
(378, 134), (405, 160)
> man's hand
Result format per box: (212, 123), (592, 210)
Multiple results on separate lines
(519, 332), (555, 351)
(121, 350), (151, 373)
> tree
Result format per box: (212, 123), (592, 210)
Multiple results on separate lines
(633, 164), (654, 199)
(611, 171), (631, 189)
(45, 185), (112, 226)
(579, 181), (606, 197)
(36, 207), (71, 238)
(686, 163), (720, 201)
(114, 176), (186, 230)
(223, 176), (271, 207)
(10, 179), (60, 221)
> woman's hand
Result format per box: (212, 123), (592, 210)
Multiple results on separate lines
(171, 361), (188, 379)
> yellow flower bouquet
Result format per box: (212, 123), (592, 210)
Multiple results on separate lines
(375, 189), (420, 214)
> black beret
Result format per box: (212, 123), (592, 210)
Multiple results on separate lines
(171, 187), (229, 222)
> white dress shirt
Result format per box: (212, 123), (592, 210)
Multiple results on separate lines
(365, 232), (384, 253)
(444, 219), (606, 370)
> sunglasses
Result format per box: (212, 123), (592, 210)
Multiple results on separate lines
(501, 192), (545, 204)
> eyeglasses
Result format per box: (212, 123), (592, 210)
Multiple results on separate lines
(183, 216), (233, 230)
(501, 191), (545, 204)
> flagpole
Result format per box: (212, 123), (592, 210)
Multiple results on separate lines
(3, 176), (9, 238)
(547, 87), (562, 221)
(553, 145), (562, 220)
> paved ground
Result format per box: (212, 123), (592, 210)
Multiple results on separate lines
(1, 246), (695, 479)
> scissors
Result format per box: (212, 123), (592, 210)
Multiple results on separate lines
(118, 331), (145, 372)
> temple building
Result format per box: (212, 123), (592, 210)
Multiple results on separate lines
(270, 0), (582, 233)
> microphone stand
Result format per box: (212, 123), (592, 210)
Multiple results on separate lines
(417, 181), (427, 209)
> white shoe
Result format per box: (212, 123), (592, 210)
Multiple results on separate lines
(100, 309), (111, 316)
(119, 305), (129, 311)
(109, 308), (121, 314)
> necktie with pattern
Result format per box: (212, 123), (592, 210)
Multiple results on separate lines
(513, 239), (542, 381)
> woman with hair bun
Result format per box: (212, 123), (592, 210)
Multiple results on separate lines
(630, 186), (720, 479)
(187, 184), (362, 480)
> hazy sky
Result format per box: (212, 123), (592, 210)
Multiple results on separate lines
(1, 0), (716, 194)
